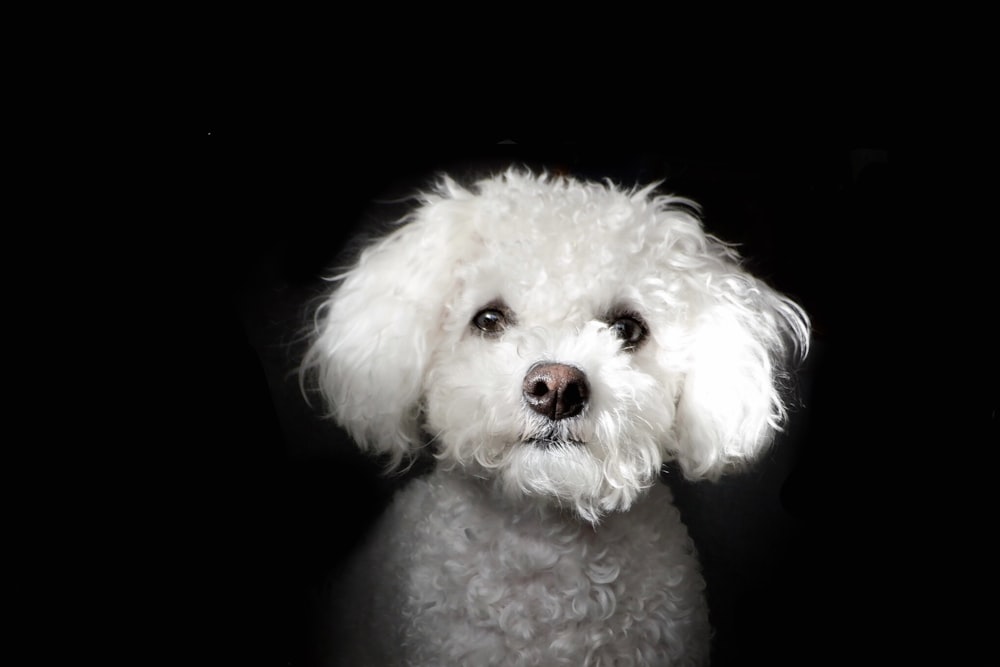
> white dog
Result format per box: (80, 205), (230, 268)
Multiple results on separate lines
(301, 170), (809, 666)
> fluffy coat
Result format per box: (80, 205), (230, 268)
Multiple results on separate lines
(302, 170), (809, 666)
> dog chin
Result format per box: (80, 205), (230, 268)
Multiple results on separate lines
(493, 441), (656, 523)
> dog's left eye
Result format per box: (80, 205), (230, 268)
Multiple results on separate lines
(608, 314), (647, 350)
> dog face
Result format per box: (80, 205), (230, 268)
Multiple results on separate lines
(304, 171), (809, 522)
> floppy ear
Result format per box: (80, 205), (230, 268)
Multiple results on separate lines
(672, 271), (809, 480)
(301, 204), (461, 469)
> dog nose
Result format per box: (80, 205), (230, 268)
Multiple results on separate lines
(522, 363), (590, 420)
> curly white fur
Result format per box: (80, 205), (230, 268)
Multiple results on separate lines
(302, 170), (809, 666)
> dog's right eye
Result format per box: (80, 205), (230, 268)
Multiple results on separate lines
(472, 302), (511, 336)
(473, 309), (507, 333)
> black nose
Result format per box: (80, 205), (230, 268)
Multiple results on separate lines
(522, 363), (590, 420)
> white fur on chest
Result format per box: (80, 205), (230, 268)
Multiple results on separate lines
(334, 469), (710, 667)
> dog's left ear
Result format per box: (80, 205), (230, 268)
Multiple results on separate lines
(671, 272), (809, 480)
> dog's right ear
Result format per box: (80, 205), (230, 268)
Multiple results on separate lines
(300, 192), (464, 469)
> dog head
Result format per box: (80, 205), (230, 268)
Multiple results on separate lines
(302, 170), (809, 522)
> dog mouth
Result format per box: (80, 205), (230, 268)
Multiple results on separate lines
(519, 421), (588, 449)
(522, 435), (586, 449)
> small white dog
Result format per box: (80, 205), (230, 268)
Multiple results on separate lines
(302, 170), (809, 666)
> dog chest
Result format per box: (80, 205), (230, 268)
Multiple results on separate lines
(346, 470), (710, 666)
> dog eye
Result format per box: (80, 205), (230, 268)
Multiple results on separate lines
(608, 314), (647, 350)
(472, 304), (511, 336)
(474, 309), (506, 332)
